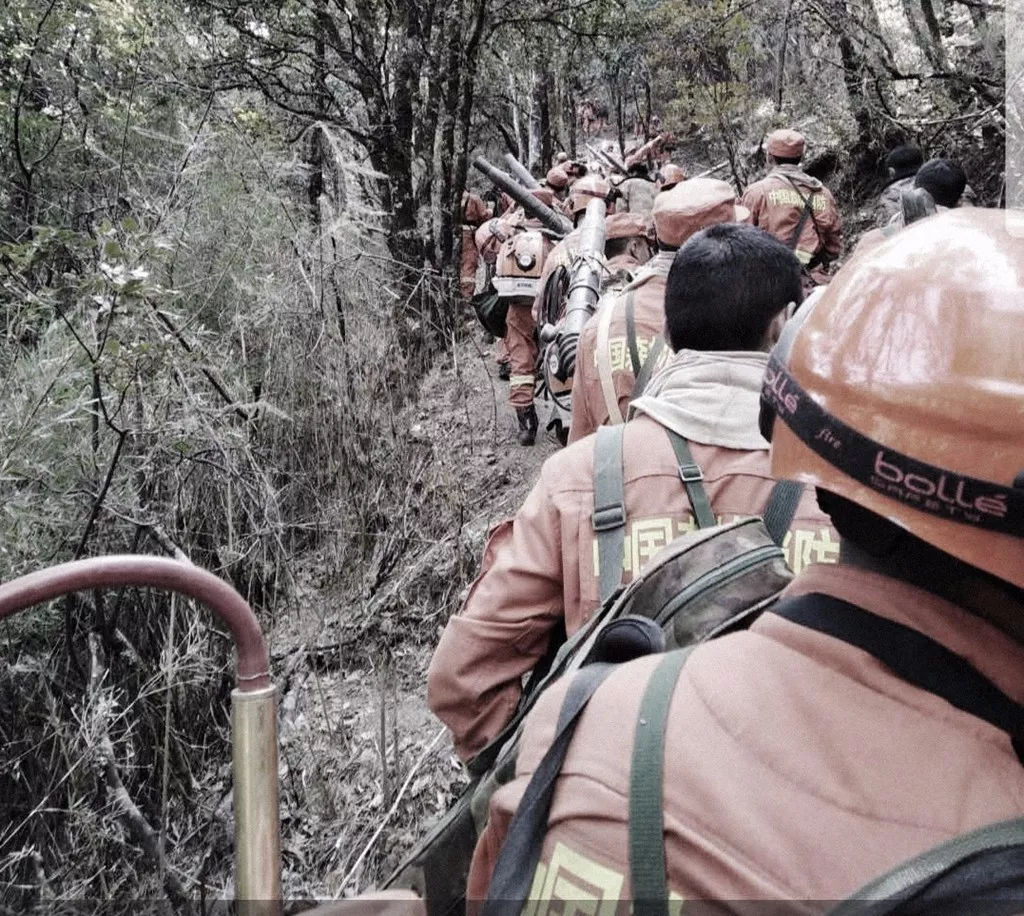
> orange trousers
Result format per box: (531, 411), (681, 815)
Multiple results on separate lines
(504, 298), (538, 408)
(460, 227), (479, 300)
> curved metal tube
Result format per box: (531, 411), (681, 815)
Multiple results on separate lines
(554, 198), (607, 380)
(0, 555), (271, 689)
(0, 554), (281, 910)
(471, 157), (573, 236)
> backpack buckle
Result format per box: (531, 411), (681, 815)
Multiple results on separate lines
(678, 463), (704, 484)
(592, 502), (626, 532)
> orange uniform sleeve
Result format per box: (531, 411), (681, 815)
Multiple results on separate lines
(818, 186), (843, 260)
(739, 183), (766, 228)
(567, 318), (600, 444)
(426, 467), (567, 762)
(466, 193), (489, 226)
(465, 671), (568, 901)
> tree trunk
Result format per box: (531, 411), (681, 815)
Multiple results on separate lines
(387, 2), (423, 274)
(307, 6), (327, 228)
(566, 81), (577, 159)
(775, 0), (796, 113)
(615, 86), (625, 156)
(528, 69), (543, 173)
(834, 12), (881, 185)
(918, 0), (950, 70)
(449, 0), (488, 290)
(434, 2), (463, 269)
(539, 71), (552, 172)
(509, 70), (528, 162)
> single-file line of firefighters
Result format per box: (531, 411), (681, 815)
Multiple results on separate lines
(429, 124), (1021, 912)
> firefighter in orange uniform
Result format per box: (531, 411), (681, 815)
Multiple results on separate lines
(467, 208), (1024, 906)
(484, 187), (559, 445)
(740, 128), (842, 288)
(459, 189), (489, 300)
(531, 174), (614, 325)
(569, 178), (750, 444)
(544, 167), (571, 214)
(428, 222), (838, 763)
(656, 162), (686, 191)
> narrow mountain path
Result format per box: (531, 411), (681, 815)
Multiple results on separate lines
(268, 320), (557, 901)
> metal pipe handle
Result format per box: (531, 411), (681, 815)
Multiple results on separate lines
(0, 555), (282, 911)
(0, 555), (271, 690)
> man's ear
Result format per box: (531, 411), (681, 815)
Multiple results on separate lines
(628, 237), (651, 261)
(763, 310), (788, 350)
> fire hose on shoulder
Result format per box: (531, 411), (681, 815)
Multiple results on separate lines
(544, 197), (606, 381)
(471, 156), (572, 237)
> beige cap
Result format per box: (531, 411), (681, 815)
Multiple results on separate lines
(766, 128), (805, 159)
(603, 211), (648, 240)
(545, 167), (570, 190)
(658, 163), (687, 191)
(651, 178), (750, 247)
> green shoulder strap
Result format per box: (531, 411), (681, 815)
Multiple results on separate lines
(782, 174), (822, 250)
(628, 648), (694, 915)
(593, 425), (627, 604)
(482, 661), (619, 915)
(630, 336), (665, 404)
(662, 429), (716, 529)
(624, 291), (642, 376)
(761, 479), (803, 547)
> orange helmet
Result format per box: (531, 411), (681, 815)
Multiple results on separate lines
(658, 163), (686, 191)
(761, 209), (1024, 587)
(568, 174), (611, 216)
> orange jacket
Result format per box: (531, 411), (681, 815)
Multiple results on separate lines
(740, 166), (842, 281)
(426, 414), (837, 761)
(569, 251), (673, 443)
(469, 562), (1024, 903)
(461, 191), (488, 228)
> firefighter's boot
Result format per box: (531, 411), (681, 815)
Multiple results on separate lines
(516, 405), (538, 446)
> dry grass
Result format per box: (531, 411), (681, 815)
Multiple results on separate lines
(0, 105), (472, 911)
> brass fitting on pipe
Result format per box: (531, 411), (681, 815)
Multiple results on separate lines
(233, 684), (282, 915)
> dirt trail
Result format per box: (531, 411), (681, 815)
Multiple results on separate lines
(270, 322), (556, 901)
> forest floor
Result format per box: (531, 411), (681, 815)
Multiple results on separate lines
(266, 315), (557, 903)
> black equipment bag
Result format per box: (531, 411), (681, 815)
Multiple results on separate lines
(472, 288), (509, 338)
(829, 817), (1024, 915)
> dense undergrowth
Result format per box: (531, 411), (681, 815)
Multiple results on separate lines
(0, 96), (467, 912)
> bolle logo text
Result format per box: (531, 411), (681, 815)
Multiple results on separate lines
(873, 452), (1008, 518)
(764, 366), (799, 416)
